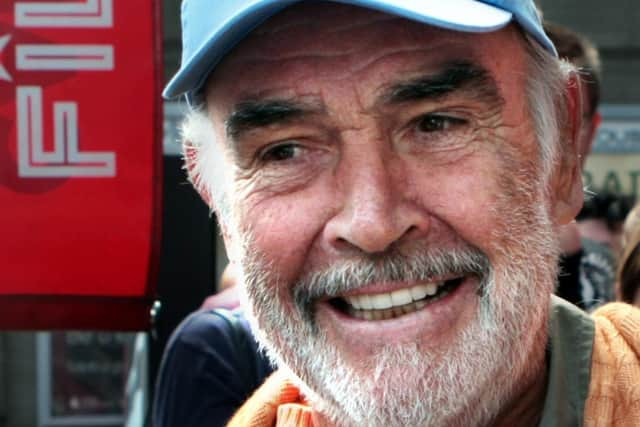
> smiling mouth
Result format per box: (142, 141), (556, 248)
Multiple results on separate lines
(329, 276), (466, 321)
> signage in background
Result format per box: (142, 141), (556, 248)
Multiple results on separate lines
(52, 332), (132, 417)
(586, 105), (640, 198)
(37, 331), (137, 426)
(0, 0), (163, 330)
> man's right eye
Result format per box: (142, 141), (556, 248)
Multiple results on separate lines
(259, 142), (302, 162)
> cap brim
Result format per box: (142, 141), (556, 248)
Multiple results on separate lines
(163, 0), (512, 101)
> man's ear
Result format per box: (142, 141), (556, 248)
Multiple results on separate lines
(551, 73), (584, 225)
(183, 143), (214, 207)
(579, 110), (601, 168)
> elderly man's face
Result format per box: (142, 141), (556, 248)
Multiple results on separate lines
(202, 4), (578, 426)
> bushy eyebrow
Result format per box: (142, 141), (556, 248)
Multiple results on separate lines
(225, 99), (323, 140)
(379, 61), (503, 107)
(225, 62), (503, 141)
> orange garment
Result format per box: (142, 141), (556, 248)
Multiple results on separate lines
(584, 303), (640, 426)
(227, 370), (313, 427)
(228, 302), (640, 427)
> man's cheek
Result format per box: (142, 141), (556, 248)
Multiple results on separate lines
(407, 159), (501, 242)
(237, 203), (317, 277)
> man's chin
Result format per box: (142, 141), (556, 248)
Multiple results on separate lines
(291, 338), (488, 427)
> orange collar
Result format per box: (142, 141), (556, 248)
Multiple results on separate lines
(226, 370), (314, 427)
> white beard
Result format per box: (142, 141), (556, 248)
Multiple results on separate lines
(234, 174), (558, 427)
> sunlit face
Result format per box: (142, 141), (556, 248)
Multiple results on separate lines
(202, 4), (572, 426)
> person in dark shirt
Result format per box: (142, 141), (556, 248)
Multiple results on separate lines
(152, 308), (273, 427)
(153, 263), (273, 427)
(557, 190), (636, 310)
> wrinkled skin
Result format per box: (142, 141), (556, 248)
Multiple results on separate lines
(197, 4), (582, 426)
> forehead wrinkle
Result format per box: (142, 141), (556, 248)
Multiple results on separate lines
(230, 38), (450, 65)
(208, 17), (527, 141)
(234, 34), (473, 76)
(342, 40), (456, 79)
(231, 42), (465, 99)
(252, 12), (398, 37)
(233, 7), (459, 65)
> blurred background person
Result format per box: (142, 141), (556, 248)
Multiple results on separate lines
(200, 263), (241, 310)
(546, 21), (614, 311)
(558, 190), (636, 310)
(576, 191), (637, 256)
(617, 203), (640, 305)
(152, 264), (273, 427)
(622, 201), (640, 249)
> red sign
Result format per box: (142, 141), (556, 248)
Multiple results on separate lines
(0, 0), (163, 330)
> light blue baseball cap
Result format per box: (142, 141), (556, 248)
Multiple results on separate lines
(164, 0), (556, 105)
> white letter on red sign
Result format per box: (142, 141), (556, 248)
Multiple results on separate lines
(15, 0), (113, 28)
(17, 86), (116, 178)
(13, 0), (117, 178)
(17, 45), (114, 71)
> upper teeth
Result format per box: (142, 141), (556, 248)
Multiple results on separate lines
(345, 282), (440, 310)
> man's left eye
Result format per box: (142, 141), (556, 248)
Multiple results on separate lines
(416, 114), (467, 133)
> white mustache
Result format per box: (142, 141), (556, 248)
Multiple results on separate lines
(292, 246), (491, 312)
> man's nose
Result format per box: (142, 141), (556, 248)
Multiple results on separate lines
(323, 148), (430, 255)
